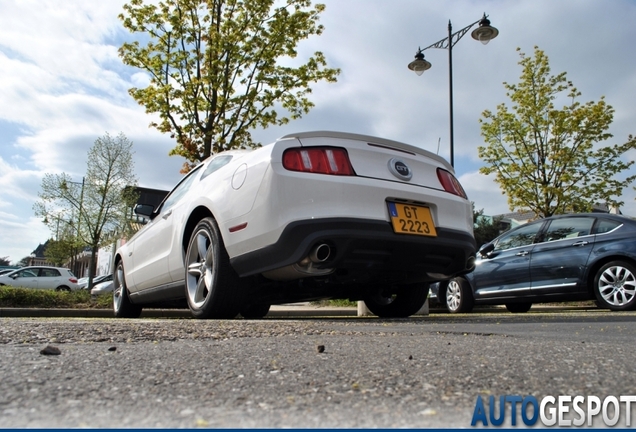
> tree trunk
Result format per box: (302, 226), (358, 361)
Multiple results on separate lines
(86, 245), (98, 291)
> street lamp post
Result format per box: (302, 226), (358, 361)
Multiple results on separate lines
(408, 13), (499, 167)
(60, 177), (86, 276)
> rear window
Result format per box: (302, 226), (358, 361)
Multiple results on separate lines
(543, 217), (594, 242)
(593, 219), (621, 235)
(40, 268), (61, 277)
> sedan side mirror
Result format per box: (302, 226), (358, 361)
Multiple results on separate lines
(478, 242), (495, 257)
(134, 204), (155, 218)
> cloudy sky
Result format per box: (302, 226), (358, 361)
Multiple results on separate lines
(1, 0), (636, 264)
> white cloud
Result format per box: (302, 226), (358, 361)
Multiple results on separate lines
(459, 171), (511, 216)
(0, 157), (42, 204)
(130, 72), (151, 88)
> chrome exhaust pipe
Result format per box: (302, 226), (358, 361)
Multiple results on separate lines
(263, 243), (334, 281)
(309, 243), (331, 263)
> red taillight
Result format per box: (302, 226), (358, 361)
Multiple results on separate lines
(283, 147), (355, 175)
(69, 278), (78, 283)
(437, 168), (467, 198)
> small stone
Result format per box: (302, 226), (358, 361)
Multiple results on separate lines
(420, 408), (438, 416)
(40, 345), (61, 356)
(316, 345), (325, 353)
(408, 355), (413, 360)
(108, 346), (117, 352)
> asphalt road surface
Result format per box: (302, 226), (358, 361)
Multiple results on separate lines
(1, 309), (635, 428)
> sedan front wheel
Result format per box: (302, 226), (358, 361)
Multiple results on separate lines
(593, 261), (636, 311)
(113, 261), (142, 318)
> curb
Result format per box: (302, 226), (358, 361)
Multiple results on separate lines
(428, 305), (600, 313)
(0, 306), (359, 319)
(0, 305), (597, 319)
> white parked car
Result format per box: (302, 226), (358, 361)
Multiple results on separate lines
(0, 266), (79, 291)
(91, 279), (114, 296)
(77, 277), (89, 289)
(78, 273), (112, 290)
(113, 131), (476, 319)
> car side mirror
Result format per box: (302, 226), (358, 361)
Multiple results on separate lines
(134, 204), (155, 218)
(478, 242), (495, 257)
(10, 274), (19, 279)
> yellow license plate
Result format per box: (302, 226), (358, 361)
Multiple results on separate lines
(388, 202), (437, 237)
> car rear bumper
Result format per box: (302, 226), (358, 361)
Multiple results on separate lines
(230, 217), (476, 284)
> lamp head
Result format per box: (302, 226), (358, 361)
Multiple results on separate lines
(407, 50), (432, 76)
(471, 14), (499, 45)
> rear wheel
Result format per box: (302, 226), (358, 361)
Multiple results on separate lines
(505, 302), (532, 313)
(113, 261), (142, 318)
(185, 217), (243, 319)
(363, 284), (428, 318)
(593, 261), (636, 311)
(444, 277), (474, 313)
(240, 303), (271, 319)
(55, 286), (71, 292)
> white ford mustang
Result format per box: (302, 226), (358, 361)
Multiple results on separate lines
(113, 131), (476, 319)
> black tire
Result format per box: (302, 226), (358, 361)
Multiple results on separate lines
(505, 302), (532, 313)
(185, 217), (243, 319)
(594, 300), (607, 309)
(593, 260), (636, 311)
(443, 277), (474, 313)
(240, 303), (271, 319)
(55, 286), (71, 292)
(363, 284), (428, 318)
(113, 261), (142, 318)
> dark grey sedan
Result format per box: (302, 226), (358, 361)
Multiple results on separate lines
(435, 213), (636, 313)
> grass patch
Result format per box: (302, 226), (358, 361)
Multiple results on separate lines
(311, 299), (358, 307)
(0, 286), (111, 309)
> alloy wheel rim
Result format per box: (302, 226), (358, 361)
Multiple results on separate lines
(599, 266), (636, 306)
(446, 281), (461, 311)
(113, 266), (124, 311)
(186, 229), (214, 308)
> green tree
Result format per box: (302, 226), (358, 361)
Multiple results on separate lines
(44, 238), (77, 267)
(40, 213), (83, 269)
(0, 257), (10, 266)
(472, 205), (504, 248)
(479, 46), (636, 218)
(119, 0), (340, 172)
(34, 133), (139, 289)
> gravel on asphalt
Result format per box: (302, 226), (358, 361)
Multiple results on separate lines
(1, 313), (634, 428)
